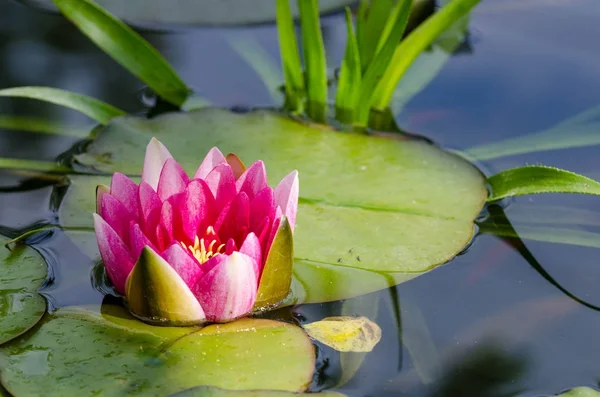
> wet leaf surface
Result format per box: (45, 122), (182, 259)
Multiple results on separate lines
(303, 316), (382, 352)
(0, 236), (46, 345)
(0, 306), (315, 396)
(62, 108), (487, 303)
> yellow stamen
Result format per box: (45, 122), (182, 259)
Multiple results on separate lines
(182, 233), (225, 264)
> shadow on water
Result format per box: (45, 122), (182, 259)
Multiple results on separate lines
(2, 0), (600, 396)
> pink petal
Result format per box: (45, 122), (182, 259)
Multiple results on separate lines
(129, 222), (156, 260)
(139, 182), (161, 225)
(157, 158), (191, 201)
(142, 138), (173, 191)
(159, 198), (183, 244)
(101, 194), (135, 244)
(214, 192), (250, 248)
(110, 173), (140, 222)
(162, 243), (204, 290)
(180, 179), (216, 243)
(273, 170), (299, 231)
(194, 147), (227, 179)
(204, 164), (237, 212)
(239, 233), (262, 281)
(265, 206), (283, 254)
(249, 187), (276, 235)
(193, 252), (258, 322)
(94, 214), (134, 295)
(235, 160), (268, 201)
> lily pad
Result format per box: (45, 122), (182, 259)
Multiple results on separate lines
(0, 306), (315, 396)
(18, 0), (354, 27)
(0, 236), (47, 345)
(302, 316), (382, 352)
(556, 388), (600, 397)
(172, 385), (345, 396)
(63, 108), (486, 303)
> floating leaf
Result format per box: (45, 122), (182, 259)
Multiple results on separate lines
(335, 293), (381, 387)
(556, 388), (600, 397)
(0, 87), (125, 125)
(0, 306), (315, 396)
(52, 0), (191, 106)
(303, 316), (382, 352)
(487, 166), (600, 202)
(0, 236), (47, 345)
(63, 109), (486, 303)
(172, 385), (346, 397)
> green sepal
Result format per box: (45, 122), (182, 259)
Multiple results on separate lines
(95, 184), (109, 214)
(125, 246), (206, 325)
(253, 216), (294, 310)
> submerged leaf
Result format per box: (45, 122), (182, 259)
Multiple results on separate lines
(0, 87), (124, 124)
(303, 316), (382, 352)
(52, 0), (190, 106)
(465, 105), (600, 161)
(0, 236), (47, 345)
(487, 166), (600, 202)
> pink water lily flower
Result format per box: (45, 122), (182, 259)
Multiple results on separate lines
(94, 138), (298, 324)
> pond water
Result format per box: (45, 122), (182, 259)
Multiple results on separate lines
(2, 0), (600, 396)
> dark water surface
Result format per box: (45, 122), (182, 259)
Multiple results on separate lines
(2, 0), (600, 396)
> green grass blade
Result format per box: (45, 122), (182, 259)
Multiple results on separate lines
(276, 0), (305, 112)
(0, 115), (89, 137)
(487, 166), (600, 202)
(356, 0), (368, 61)
(355, 0), (413, 126)
(466, 105), (600, 161)
(358, 0), (395, 73)
(335, 8), (362, 123)
(298, 0), (328, 122)
(52, 0), (190, 107)
(371, 0), (481, 111)
(0, 87), (125, 125)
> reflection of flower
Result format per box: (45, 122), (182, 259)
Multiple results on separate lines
(94, 138), (298, 324)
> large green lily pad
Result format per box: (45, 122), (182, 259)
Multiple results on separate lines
(63, 108), (486, 303)
(0, 236), (47, 345)
(19, 0), (354, 26)
(173, 385), (345, 396)
(0, 306), (315, 396)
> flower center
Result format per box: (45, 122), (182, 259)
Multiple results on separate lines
(181, 226), (225, 264)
